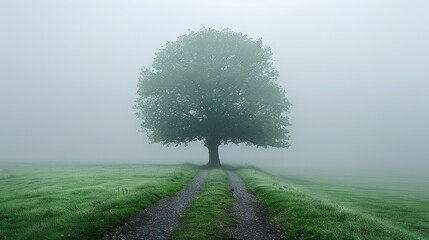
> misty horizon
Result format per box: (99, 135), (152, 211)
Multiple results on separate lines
(1, 1), (428, 180)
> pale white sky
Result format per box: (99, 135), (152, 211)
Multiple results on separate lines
(1, 0), (428, 179)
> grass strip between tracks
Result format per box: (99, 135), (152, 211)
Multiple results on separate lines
(170, 168), (235, 240)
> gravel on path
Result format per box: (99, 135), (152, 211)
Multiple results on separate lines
(228, 171), (285, 240)
(102, 170), (208, 240)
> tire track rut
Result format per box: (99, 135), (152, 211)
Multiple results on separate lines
(102, 170), (208, 240)
(228, 171), (285, 240)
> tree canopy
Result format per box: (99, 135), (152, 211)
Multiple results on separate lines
(136, 28), (291, 166)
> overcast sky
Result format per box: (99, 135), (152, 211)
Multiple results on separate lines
(1, 0), (428, 179)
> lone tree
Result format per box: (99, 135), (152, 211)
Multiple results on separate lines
(136, 28), (290, 167)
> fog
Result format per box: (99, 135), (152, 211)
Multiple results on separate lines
(1, 1), (428, 182)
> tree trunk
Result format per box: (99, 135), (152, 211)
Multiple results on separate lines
(206, 144), (221, 167)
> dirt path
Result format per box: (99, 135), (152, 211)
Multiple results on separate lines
(228, 171), (285, 240)
(102, 170), (208, 240)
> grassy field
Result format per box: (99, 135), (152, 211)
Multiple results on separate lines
(238, 168), (429, 240)
(0, 164), (197, 240)
(170, 169), (235, 240)
(2, 164), (427, 240)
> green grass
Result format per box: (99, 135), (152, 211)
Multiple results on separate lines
(238, 168), (428, 240)
(0, 164), (197, 240)
(277, 175), (429, 239)
(170, 169), (235, 240)
(3, 164), (426, 240)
